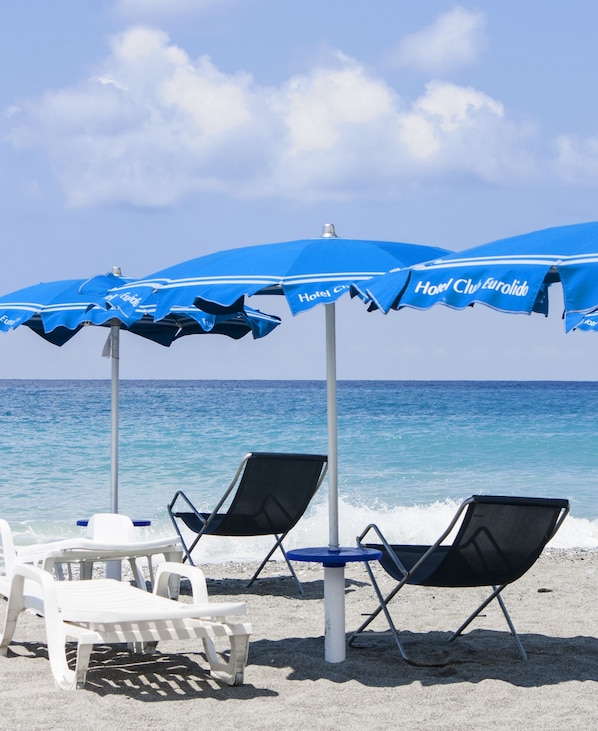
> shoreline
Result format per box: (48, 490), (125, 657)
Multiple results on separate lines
(1, 548), (597, 729)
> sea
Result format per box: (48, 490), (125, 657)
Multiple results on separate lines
(1, 380), (597, 562)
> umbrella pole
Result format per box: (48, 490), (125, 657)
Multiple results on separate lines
(324, 302), (345, 663)
(110, 323), (119, 514)
(325, 303), (339, 550)
(106, 322), (122, 582)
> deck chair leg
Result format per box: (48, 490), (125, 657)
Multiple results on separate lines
(246, 534), (304, 595)
(279, 545), (304, 596)
(495, 590), (527, 660)
(349, 562), (407, 639)
(449, 584), (527, 660)
(169, 512), (201, 565)
(349, 562), (411, 661)
(179, 530), (208, 566)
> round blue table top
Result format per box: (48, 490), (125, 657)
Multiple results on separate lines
(286, 546), (382, 567)
(76, 519), (152, 527)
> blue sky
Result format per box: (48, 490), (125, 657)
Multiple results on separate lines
(2, 1), (598, 380)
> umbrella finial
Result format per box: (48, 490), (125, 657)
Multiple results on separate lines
(321, 223), (338, 238)
(112, 266), (122, 276)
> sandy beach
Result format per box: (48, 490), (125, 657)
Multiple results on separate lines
(1, 549), (597, 730)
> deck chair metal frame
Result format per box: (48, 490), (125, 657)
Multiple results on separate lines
(350, 495), (569, 662)
(168, 452), (328, 595)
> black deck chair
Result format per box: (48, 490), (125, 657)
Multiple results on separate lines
(168, 452), (328, 594)
(350, 495), (569, 662)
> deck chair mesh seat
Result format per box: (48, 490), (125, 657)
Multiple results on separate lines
(168, 452), (328, 594)
(350, 495), (569, 662)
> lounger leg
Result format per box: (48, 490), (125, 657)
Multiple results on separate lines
(146, 555), (154, 587)
(0, 579), (27, 656)
(449, 584), (527, 660)
(128, 558), (147, 591)
(73, 640), (95, 690)
(201, 623), (250, 686)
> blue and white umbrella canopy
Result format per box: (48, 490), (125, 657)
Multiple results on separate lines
(0, 274), (280, 344)
(355, 222), (598, 332)
(0, 273), (280, 512)
(105, 224), (450, 662)
(105, 226), (451, 320)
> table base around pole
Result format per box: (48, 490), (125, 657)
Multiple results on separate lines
(286, 546), (383, 663)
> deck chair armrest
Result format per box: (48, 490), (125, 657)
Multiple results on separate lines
(357, 499), (474, 582)
(549, 501), (570, 540)
(153, 561), (209, 604)
(168, 453), (253, 520)
(357, 523), (411, 578)
(169, 490), (209, 526)
(201, 452), (254, 519)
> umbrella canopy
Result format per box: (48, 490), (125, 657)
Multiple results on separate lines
(355, 221), (598, 331)
(105, 224), (450, 662)
(106, 225), (449, 321)
(0, 273), (280, 512)
(0, 273), (278, 344)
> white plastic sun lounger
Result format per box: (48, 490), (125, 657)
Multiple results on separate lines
(0, 521), (250, 690)
(0, 562), (250, 690)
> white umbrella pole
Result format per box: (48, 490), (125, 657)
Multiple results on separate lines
(107, 322), (121, 581)
(324, 302), (345, 662)
(110, 323), (119, 514)
(325, 302), (339, 549)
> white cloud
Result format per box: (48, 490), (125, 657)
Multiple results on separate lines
(553, 134), (598, 183)
(393, 6), (487, 73)
(4, 26), (533, 207)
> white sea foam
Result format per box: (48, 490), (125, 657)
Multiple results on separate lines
(9, 496), (597, 563)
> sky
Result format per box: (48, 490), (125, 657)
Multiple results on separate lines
(2, 0), (598, 380)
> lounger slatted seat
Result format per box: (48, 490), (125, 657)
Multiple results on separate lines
(350, 495), (569, 662)
(168, 452), (327, 594)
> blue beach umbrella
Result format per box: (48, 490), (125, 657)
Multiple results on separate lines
(0, 272), (280, 512)
(355, 221), (598, 330)
(105, 223), (450, 662)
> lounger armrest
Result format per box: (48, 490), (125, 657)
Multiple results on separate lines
(153, 561), (209, 604)
(8, 562), (60, 618)
(10, 561), (54, 588)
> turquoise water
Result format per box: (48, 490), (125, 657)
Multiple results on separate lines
(1, 380), (597, 557)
